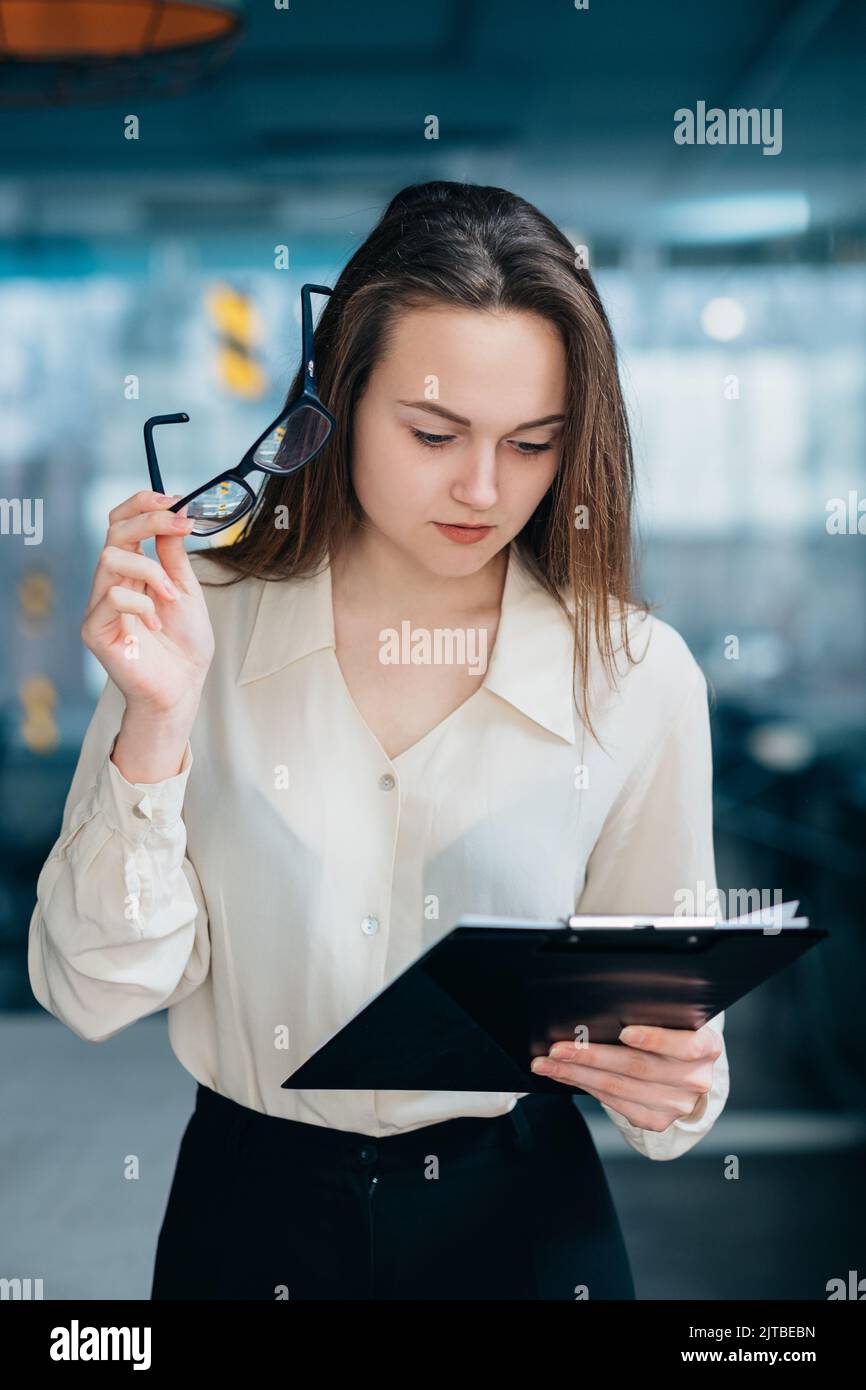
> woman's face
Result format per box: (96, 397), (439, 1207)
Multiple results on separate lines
(350, 304), (566, 577)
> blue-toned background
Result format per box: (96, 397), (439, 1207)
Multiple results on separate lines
(1, 0), (864, 1301)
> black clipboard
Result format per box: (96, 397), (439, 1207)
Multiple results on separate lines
(282, 910), (826, 1094)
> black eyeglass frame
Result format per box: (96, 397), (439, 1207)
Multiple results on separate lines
(143, 283), (335, 537)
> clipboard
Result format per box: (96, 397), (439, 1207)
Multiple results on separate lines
(282, 908), (826, 1094)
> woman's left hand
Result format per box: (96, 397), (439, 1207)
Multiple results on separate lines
(530, 1023), (723, 1131)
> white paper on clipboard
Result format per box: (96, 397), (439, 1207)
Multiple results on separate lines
(724, 899), (808, 928)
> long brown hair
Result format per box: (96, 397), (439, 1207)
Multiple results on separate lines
(198, 180), (651, 739)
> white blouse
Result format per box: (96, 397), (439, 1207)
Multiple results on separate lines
(28, 541), (730, 1158)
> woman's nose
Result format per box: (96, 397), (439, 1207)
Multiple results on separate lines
(451, 446), (499, 510)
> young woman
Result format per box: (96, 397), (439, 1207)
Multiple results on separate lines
(29, 180), (729, 1301)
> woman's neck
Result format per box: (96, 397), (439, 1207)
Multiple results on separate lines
(331, 525), (509, 623)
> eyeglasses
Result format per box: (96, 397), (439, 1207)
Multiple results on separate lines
(144, 283), (335, 538)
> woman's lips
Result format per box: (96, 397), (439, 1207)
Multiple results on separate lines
(433, 522), (494, 545)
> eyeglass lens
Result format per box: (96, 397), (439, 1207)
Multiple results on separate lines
(253, 402), (331, 471)
(181, 403), (331, 534)
(183, 479), (251, 533)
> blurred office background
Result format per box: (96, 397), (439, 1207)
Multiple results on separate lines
(1, 0), (865, 1300)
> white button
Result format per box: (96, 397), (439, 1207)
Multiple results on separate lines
(360, 916), (380, 936)
(378, 773), (395, 791)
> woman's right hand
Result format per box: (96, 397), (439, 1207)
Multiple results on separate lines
(81, 490), (216, 720)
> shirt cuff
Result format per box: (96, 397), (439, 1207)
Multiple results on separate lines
(96, 738), (194, 846)
(600, 1054), (726, 1160)
(600, 1097), (710, 1160)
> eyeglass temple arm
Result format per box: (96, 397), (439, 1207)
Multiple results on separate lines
(301, 284), (332, 394)
(144, 413), (189, 494)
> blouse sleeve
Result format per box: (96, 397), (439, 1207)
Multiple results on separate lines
(575, 666), (730, 1161)
(27, 673), (210, 1043)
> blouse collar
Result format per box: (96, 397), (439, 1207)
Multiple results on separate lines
(236, 540), (578, 744)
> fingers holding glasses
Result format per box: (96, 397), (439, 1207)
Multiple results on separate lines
(105, 489), (175, 527)
(81, 487), (216, 710)
(105, 491), (195, 551)
(85, 583), (165, 636)
(88, 545), (182, 613)
(86, 492), (193, 616)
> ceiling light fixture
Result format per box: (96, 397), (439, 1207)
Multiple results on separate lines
(0, 0), (244, 105)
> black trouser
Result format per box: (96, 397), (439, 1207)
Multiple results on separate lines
(151, 1083), (636, 1300)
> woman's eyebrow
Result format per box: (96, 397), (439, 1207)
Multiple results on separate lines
(397, 399), (565, 430)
